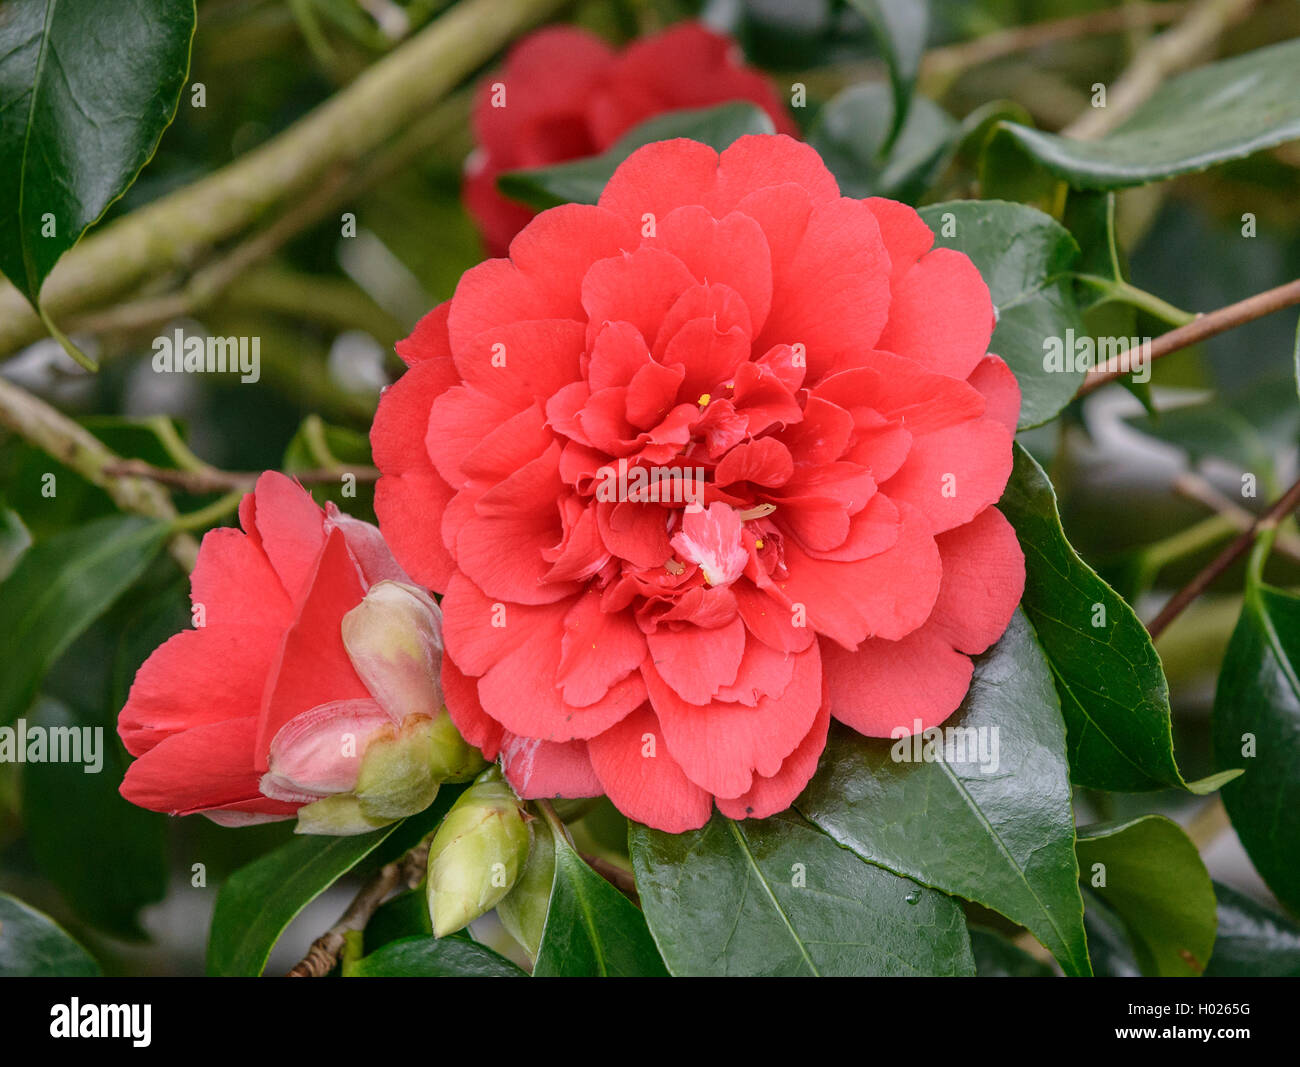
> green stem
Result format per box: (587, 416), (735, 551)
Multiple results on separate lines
(169, 490), (243, 533)
(1142, 513), (1240, 572)
(38, 304), (98, 372)
(1076, 274), (1196, 326)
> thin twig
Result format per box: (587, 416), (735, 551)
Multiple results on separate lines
(101, 458), (380, 494)
(287, 842), (431, 978)
(1061, 0), (1257, 140)
(1146, 474), (1300, 638)
(1173, 472), (1300, 562)
(1078, 278), (1300, 395)
(0, 376), (199, 570)
(921, 2), (1195, 89)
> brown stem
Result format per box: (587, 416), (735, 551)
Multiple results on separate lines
(287, 842), (431, 978)
(1077, 277), (1300, 396)
(922, 2), (1194, 87)
(100, 458), (380, 494)
(1146, 474), (1300, 639)
(581, 853), (639, 903)
(0, 376), (199, 570)
(1061, 0), (1257, 140)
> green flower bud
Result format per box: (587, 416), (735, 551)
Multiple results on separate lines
(353, 716), (441, 821)
(427, 707), (487, 783)
(426, 766), (530, 938)
(295, 793), (394, 835)
(342, 580), (443, 722)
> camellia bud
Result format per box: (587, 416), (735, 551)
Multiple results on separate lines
(353, 715), (442, 821)
(426, 766), (530, 938)
(426, 707), (487, 783)
(341, 580), (443, 723)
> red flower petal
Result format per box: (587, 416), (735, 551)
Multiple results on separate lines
(822, 625), (973, 737)
(588, 704), (713, 833)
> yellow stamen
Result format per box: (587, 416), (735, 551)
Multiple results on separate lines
(697, 393), (711, 407)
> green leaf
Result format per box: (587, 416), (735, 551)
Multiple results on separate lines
(990, 38), (1300, 190)
(916, 200), (1083, 428)
(799, 610), (1090, 976)
(497, 815), (556, 961)
(1205, 881), (1300, 977)
(0, 0), (195, 305)
(0, 514), (170, 726)
(1213, 550), (1300, 913)
(969, 927), (1055, 977)
(207, 823), (403, 976)
(808, 83), (956, 203)
(1081, 887), (1143, 977)
(845, 0), (928, 145)
(532, 827), (666, 977)
(1076, 815), (1217, 976)
(631, 811), (974, 977)
(1000, 444), (1237, 794)
(0, 499), (31, 580)
(364, 888), (432, 952)
(349, 934), (526, 977)
(498, 102), (775, 210)
(0, 891), (100, 977)
(21, 698), (167, 940)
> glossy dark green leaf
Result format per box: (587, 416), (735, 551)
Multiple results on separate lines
(1213, 553), (1300, 913)
(497, 102), (775, 210)
(1001, 444), (1237, 794)
(631, 811), (974, 977)
(799, 611), (1090, 976)
(990, 39), (1300, 190)
(0, 0), (196, 304)
(1081, 886), (1143, 977)
(1205, 881), (1300, 977)
(207, 823), (403, 976)
(0, 891), (100, 977)
(21, 698), (167, 940)
(349, 934), (526, 977)
(1076, 815), (1216, 976)
(363, 889), (432, 953)
(0, 514), (170, 726)
(808, 83), (955, 202)
(916, 200), (1083, 428)
(969, 927), (1055, 977)
(844, 0), (928, 144)
(532, 829), (666, 977)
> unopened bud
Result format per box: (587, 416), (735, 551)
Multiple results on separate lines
(342, 581), (443, 722)
(426, 766), (530, 937)
(354, 715), (441, 821)
(295, 792), (393, 835)
(427, 707), (487, 783)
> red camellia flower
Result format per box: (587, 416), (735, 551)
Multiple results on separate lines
(374, 133), (1025, 833)
(118, 473), (467, 830)
(465, 21), (797, 255)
